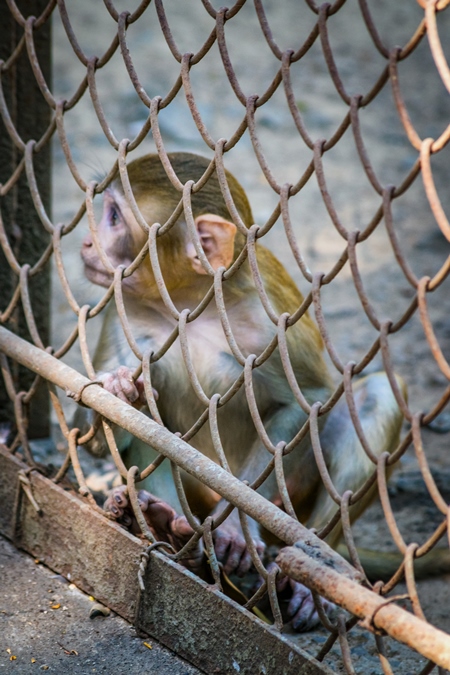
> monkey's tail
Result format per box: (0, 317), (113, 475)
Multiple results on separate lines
(337, 545), (450, 583)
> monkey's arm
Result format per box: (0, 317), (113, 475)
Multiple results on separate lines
(72, 401), (133, 459)
(72, 303), (142, 457)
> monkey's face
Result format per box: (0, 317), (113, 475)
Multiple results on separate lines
(81, 182), (239, 302)
(81, 189), (144, 292)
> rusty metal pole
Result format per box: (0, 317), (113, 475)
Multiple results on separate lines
(0, 0), (52, 437)
(1, 324), (450, 669)
(277, 545), (450, 670)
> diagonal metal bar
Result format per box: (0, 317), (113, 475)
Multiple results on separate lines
(0, 325), (358, 579)
(3, 324), (450, 668)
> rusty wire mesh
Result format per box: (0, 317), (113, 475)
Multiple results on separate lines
(1, 0), (450, 673)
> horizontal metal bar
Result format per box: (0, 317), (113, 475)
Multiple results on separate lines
(277, 545), (450, 670)
(0, 324), (359, 581)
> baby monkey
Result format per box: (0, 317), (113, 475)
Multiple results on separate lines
(77, 152), (405, 630)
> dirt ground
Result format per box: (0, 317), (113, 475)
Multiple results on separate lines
(10, 1), (450, 674)
(0, 535), (200, 674)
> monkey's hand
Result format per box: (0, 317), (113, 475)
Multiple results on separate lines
(213, 523), (265, 577)
(104, 486), (203, 573)
(267, 562), (336, 631)
(98, 366), (158, 408)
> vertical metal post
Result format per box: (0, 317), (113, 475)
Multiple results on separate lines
(0, 1), (52, 437)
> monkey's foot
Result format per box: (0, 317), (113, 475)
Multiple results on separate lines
(99, 366), (158, 407)
(213, 523), (265, 577)
(275, 570), (336, 631)
(104, 486), (203, 572)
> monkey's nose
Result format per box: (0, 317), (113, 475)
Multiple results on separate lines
(82, 236), (93, 248)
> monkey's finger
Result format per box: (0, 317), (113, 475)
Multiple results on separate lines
(178, 537), (205, 575)
(107, 366), (139, 404)
(98, 368), (138, 403)
(117, 377), (139, 404)
(112, 388), (135, 404)
(287, 582), (318, 632)
(116, 366), (135, 381)
(235, 548), (253, 577)
(135, 375), (157, 405)
(104, 501), (124, 518)
(213, 530), (232, 564)
(286, 581), (310, 617)
(170, 515), (195, 544)
(120, 513), (133, 528)
(291, 603), (319, 632)
(287, 581), (334, 632)
(103, 486), (128, 516)
(256, 539), (265, 559)
(136, 491), (187, 543)
(99, 373), (116, 394)
(112, 486), (128, 507)
(136, 490), (166, 508)
(145, 501), (178, 539)
(136, 489), (163, 511)
(222, 537), (247, 576)
(276, 575), (289, 593)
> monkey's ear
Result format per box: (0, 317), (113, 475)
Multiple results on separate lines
(187, 214), (237, 275)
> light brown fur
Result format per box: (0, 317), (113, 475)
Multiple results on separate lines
(77, 152), (405, 630)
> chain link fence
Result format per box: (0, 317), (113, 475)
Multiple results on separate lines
(1, 1), (450, 673)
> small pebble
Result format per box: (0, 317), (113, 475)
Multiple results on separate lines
(89, 603), (110, 619)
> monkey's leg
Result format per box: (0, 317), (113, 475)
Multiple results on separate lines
(308, 371), (405, 543)
(282, 371), (405, 632)
(213, 404), (313, 578)
(75, 363), (184, 508)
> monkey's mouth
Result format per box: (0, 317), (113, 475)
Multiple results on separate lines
(83, 262), (114, 287)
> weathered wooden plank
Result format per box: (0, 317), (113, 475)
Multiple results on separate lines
(0, 446), (332, 675)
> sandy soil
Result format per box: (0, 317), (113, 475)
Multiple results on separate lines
(31, 1), (450, 673)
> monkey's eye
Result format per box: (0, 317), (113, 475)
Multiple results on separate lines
(110, 207), (120, 226)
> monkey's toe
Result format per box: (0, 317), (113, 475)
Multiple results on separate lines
(103, 485), (129, 518)
(135, 491), (203, 572)
(286, 580), (335, 632)
(213, 526), (263, 577)
(170, 514), (195, 543)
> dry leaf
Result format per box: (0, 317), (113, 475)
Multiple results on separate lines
(57, 641), (78, 656)
(143, 642), (153, 650)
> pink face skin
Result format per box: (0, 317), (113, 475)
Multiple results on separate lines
(81, 189), (136, 289)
